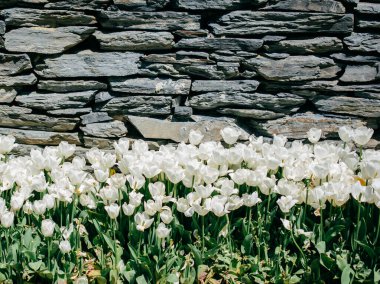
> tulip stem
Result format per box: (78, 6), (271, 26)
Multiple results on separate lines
(201, 215), (205, 258)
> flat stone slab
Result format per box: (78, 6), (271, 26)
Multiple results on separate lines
(355, 3), (380, 15)
(344, 33), (380, 53)
(0, 53), (32, 76)
(47, 108), (92, 117)
(0, 8), (96, 27)
(80, 112), (113, 125)
(99, 11), (200, 31)
(15, 91), (96, 110)
(38, 80), (107, 92)
(0, 74), (37, 87)
(80, 120), (128, 138)
(218, 108), (285, 119)
(0, 88), (17, 103)
(44, 0), (110, 10)
(102, 96), (172, 116)
(35, 51), (141, 78)
(127, 115), (249, 142)
(174, 0), (264, 10)
(340, 65), (378, 83)
(210, 11), (353, 35)
(4, 26), (95, 54)
(191, 80), (260, 92)
(109, 78), (191, 95)
(265, 37), (343, 54)
(175, 38), (263, 51)
(0, 128), (81, 145)
(244, 55), (340, 81)
(95, 31), (174, 51)
(357, 20), (380, 30)
(262, 0), (346, 13)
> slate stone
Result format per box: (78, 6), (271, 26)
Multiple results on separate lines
(47, 108), (92, 116)
(313, 96), (380, 118)
(174, 0), (265, 10)
(147, 0), (170, 8)
(175, 38), (263, 51)
(0, 21), (5, 34)
(80, 112), (112, 125)
(38, 80), (107, 92)
(265, 37), (343, 54)
(0, 74), (37, 87)
(44, 0), (110, 10)
(0, 128), (81, 145)
(15, 91), (96, 110)
(99, 11), (200, 31)
(355, 3), (380, 15)
(0, 88), (17, 103)
(95, 30), (174, 51)
(80, 120), (128, 138)
(0, 8), (96, 27)
(127, 115), (249, 142)
(179, 63), (239, 79)
(35, 51), (141, 78)
(0, 53), (32, 76)
(173, 29), (208, 38)
(244, 55), (340, 81)
(4, 26), (95, 54)
(262, 0), (346, 13)
(250, 112), (366, 139)
(218, 108), (285, 119)
(95, 92), (113, 104)
(0, 105), (79, 131)
(83, 136), (161, 150)
(340, 65), (378, 83)
(0, 0), (48, 8)
(102, 96), (172, 116)
(142, 53), (213, 65)
(357, 20), (380, 29)
(173, 106), (193, 121)
(330, 53), (380, 64)
(110, 78), (191, 95)
(139, 63), (187, 78)
(210, 11), (353, 35)
(113, 0), (147, 8)
(192, 80), (259, 92)
(189, 92), (305, 112)
(344, 33), (380, 53)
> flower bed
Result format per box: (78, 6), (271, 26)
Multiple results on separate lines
(0, 126), (378, 283)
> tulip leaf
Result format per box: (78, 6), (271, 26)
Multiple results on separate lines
(136, 275), (148, 284)
(341, 266), (354, 284)
(316, 241), (326, 254)
(29, 260), (43, 271)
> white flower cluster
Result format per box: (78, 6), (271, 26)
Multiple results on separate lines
(0, 125), (378, 253)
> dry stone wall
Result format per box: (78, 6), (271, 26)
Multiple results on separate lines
(0, 0), (379, 152)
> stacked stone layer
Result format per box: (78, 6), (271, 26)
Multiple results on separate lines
(0, 0), (379, 151)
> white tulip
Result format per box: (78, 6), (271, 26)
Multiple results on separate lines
(189, 129), (204, 146)
(128, 191), (144, 207)
(33, 200), (47, 215)
(10, 193), (24, 212)
(23, 201), (33, 215)
(160, 207), (173, 224)
(242, 192), (262, 207)
(122, 203), (135, 216)
(43, 194), (55, 210)
(41, 219), (56, 237)
(74, 276), (89, 284)
(149, 182), (166, 200)
(220, 127), (240, 145)
(134, 212), (154, 232)
(59, 240), (71, 254)
(94, 169), (109, 183)
(277, 196), (297, 213)
(1, 211), (14, 228)
(280, 218), (292, 231)
(105, 203), (120, 219)
(57, 141), (76, 159)
(0, 135), (16, 154)
(156, 222), (171, 238)
(114, 138), (130, 158)
(338, 126), (353, 143)
(307, 128), (322, 144)
(353, 126), (374, 146)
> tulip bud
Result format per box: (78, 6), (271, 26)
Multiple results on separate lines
(1, 211), (14, 228)
(41, 219), (55, 237)
(59, 240), (71, 254)
(105, 203), (120, 219)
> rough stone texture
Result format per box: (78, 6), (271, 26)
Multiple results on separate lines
(0, 74), (37, 87)
(176, 38), (263, 51)
(80, 112), (112, 125)
(15, 91), (96, 110)
(47, 108), (92, 116)
(344, 33), (380, 53)
(95, 31), (174, 51)
(38, 80), (107, 92)
(262, 0), (346, 13)
(0, 53), (32, 75)
(244, 55), (341, 81)
(0, 8), (96, 27)
(340, 65), (378, 83)
(0, 105), (79, 131)
(0, 21), (5, 34)
(250, 112), (367, 139)
(0, 88), (17, 103)
(128, 115), (249, 142)
(99, 11), (200, 31)
(330, 53), (380, 64)
(174, 0), (263, 10)
(110, 78), (191, 95)
(44, 0), (110, 10)
(210, 12), (353, 36)
(35, 52), (141, 78)
(218, 108), (285, 119)
(355, 3), (380, 15)
(357, 20), (380, 30)
(265, 37), (343, 54)
(192, 80), (259, 92)
(80, 120), (128, 138)
(4, 26), (95, 54)
(102, 96), (172, 116)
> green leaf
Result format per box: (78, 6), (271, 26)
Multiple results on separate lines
(136, 275), (148, 284)
(315, 241), (326, 254)
(374, 269), (380, 282)
(128, 244), (139, 262)
(29, 260), (43, 271)
(289, 275), (301, 283)
(355, 240), (375, 258)
(241, 234), (253, 255)
(123, 270), (136, 282)
(320, 253), (336, 271)
(167, 273), (179, 283)
(103, 234), (115, 254)
(341, 266), (353, 284)
(188, 244), (202, 266)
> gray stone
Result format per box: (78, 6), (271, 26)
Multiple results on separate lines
(139, 63), (188, 78)
(38, 80), (107, 92)
(344, 33), (380, 53)
(174, 0), (265, 10)
(95, 92), (113, 104)
(0, 0), (48, 8)
(357, 20), (380, 29)
(0, 8), (96, 27)
(189, 92), (305, 112)
(47, 108), (92, 116)
(175, 38), (263, 51)
(4, 26), (95, 54)
(99, 11), (200, 31)
(147, 0), (170, 8)
(113, 0), (147, 8)
(0, 21), (5, 34)
(218, 108), (285, 119)
(0, 53), (32, 75)
(102, 96), (172, 116)
(262, 0), (346, 13)
(355, 3), (380, 15)
(176, 51), (210, 60)
(0, 128), (81, 145)
(192, 80), (259, 92)
(127, 115), (249, 142)
(95, 31), (174, 51)
(313, 96), (380, 118)
(15, 91), (96, 110)
(80, 112), (112, 125)
(340, 65), (378, 83)
(80, 120), (128, 138)
(0, 74), (37, 87)
(83, 136), (162, 150)
(330, 53), (380, 64)
(142, 53), (213, 65)
(0, 105), (79, 131)
(179, 63), (239, 79)
(44, 0), (110, 10)
(0, 88), (17, 103)
(265, 37), (343, 54)
(250, 112), (366, 139)
(173, 106), (193, 121)
(35, 51), (141, 78)
(210, 11), (353, 35)
(173, 29), (209, 38)
(110, 78), (191, 95)
(244, 55), (340, 81)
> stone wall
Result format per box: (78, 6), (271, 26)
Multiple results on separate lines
(0, 0), (379, 152)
